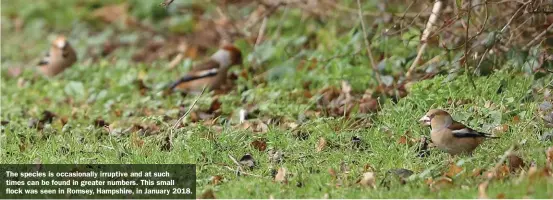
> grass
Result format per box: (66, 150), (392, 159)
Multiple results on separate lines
(1, 0), (552, 198)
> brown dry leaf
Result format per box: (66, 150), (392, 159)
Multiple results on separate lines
(274, 167), (287, 183)
(357, 172), (376, 188)
(208, 98), (222, 113)
(60, 116), (69, 127)
(211, 175), (223, 185)
(130, 132), (144, 148)
(446, 163), (463, 177)
(508, 154), (525, 172)
(92, 3), (128, 24)
(493, 124), (509, 134)
(430, 176), (453, 191)
(94, 118), (109, 127)
(496, 164), (510, 179)
(478, 181), (489, 199)
(397, 136), (409, 145)
(359, 95), (380, 114)
(316, 137), (327, 152)
(546, 147), (553, 166)
(328, 167), (337, 179)
(496, 193), (506, 199)
(238, 120), (268, 133)
(200, 189), (216, 199)
(251, 139), (267, 151)
(268, 149), (284, 163)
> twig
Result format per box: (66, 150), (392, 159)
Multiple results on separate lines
(523, 22), (553, 50)
(161, 0), (175, 8)
(255, 17), (268, 48)
(464, 0), (477, 89)
(405, 0), (443, 81)
(228, 154), (241, 166)
(169, 86), (207, 138)
(356, 0), (381, 85)
(474, 2), (530, 75)
(244, 1), (284, 33)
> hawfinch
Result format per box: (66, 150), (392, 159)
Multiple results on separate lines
(168, 45), (242, 93)
(419, 109), (498, 156)
(37, 36), (77, 77)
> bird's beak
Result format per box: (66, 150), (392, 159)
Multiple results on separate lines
(419, 115), (431, 126)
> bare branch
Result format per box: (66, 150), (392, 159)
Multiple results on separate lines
(356, 0), (381, 85)
(405, 0), (444, 80)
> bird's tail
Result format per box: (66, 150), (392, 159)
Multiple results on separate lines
(481, 132), (499, 139)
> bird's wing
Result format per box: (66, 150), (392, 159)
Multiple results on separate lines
(449, 121), (498, 138)
(190, 59), (220, 72)
(37, 52), (51, 66)
(168, 68), (219, 90)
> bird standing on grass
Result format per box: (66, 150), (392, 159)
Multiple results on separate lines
(37, 35), (77, 77)
(419, 109), (498, 156)
(168, 45), (242, 93)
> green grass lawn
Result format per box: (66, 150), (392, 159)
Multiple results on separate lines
(1, 0), (552, 198)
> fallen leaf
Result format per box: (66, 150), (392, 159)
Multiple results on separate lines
(238, 120), (268, 133)
(211, 175), (223, 185)
(131, 132), (144, 148)
(251, 139), (267, 151)
(40, 110), (56, 124)
(508, 154), (525, 172)
(493, 124), (509, 134)
(59, 116), (68, 127)
(359, 94), (380, 113)
(208, 98), (222, 113)
(496, 193), (506, 199)
(547, 147), (553, 167)
(446, 163), (463, 177)
(199, 189), (216, 199)
(239, 154), (255, 170)
(94, 118), (109, 127)
(316, 137), (327, 152)
(499, 164), (510, 178)
(268, 149), (284, 163)
(328, 168), (336, 179)
(274, 167), (287, 183)
(397, 135), (409, 145)
(430, 176), (453, 191)
(358, 172), (376, 188)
